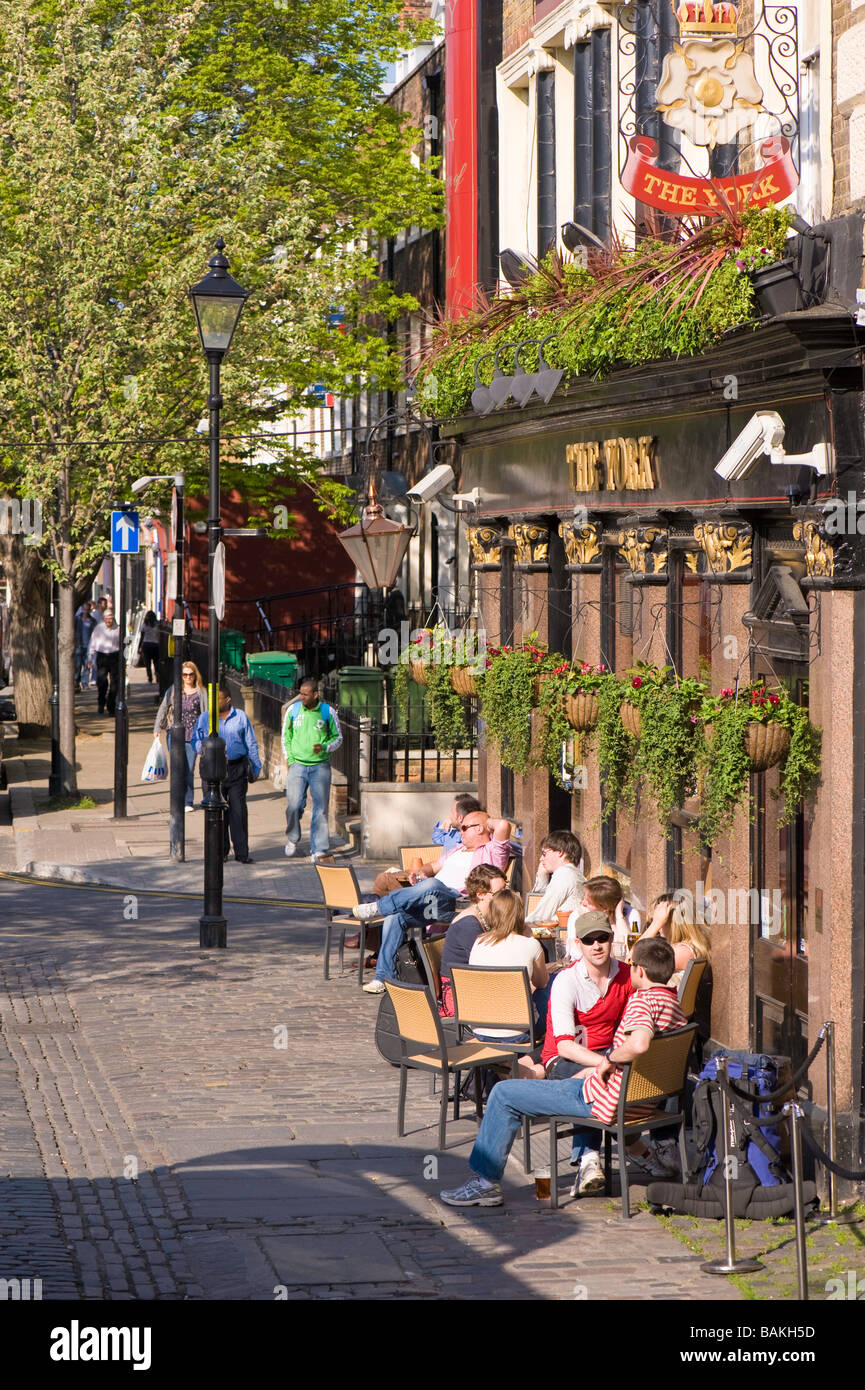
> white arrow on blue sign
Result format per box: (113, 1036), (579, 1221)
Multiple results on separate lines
(111, 510), (140, 554)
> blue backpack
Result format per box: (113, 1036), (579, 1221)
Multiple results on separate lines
(646, 1050), (817, 1219)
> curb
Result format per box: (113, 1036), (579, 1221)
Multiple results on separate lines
(23, 861), (147, 891)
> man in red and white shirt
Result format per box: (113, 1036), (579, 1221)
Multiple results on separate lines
(538, 911), (633, 1074)
(440, 936), (686, 1209)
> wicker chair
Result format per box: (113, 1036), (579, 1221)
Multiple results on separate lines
(543, 1023), (697, 1218)
(677, 957), (708, 1018)
(384, 980), (522, 1150)
(314, 863), (383, 986)
(398, 845), (441, 871)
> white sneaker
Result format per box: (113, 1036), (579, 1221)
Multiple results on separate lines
(352, 901), (381, 922)
(362, 979), (386, 994)
(310, 853), (327, 864)
(284, 842), (298, 857)
(575, 1152), (606, 1196)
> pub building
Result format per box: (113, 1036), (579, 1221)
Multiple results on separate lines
(454, 267), (865, 1164)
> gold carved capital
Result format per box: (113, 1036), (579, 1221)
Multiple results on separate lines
(559, 519), (602, 567)
(618, 526), (668, 577)
(466, 525), (503, 569)
(694, 521), (753, 576)
(509, 522), (549, 567)
(793, 519), (834, 579)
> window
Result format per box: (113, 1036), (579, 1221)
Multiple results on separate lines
(573, 28), (611, 243)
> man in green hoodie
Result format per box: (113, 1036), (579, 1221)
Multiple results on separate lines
(282, 676), (343, 862)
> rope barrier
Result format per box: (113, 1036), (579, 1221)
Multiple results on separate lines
(723, 1031), (826, 1108)
(799, 1123), (865, 1182)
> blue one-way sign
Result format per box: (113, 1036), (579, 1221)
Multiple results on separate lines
(111, 510), (139, 554)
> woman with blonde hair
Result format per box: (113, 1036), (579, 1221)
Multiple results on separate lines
(154, 660), (208, 810)
(642, 891), (711, 980)
(469, 889), (550, 1040)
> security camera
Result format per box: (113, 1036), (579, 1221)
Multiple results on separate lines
(715, 412), (786, 482)
(405, 463), (455, 504)
(715, 411), (833, 482)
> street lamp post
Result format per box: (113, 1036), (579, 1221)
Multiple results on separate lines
(132, 473), (185, 858)
(189, 237), (249, 950)
(49, 578), (61, 797)
(113, 510), (131, 819)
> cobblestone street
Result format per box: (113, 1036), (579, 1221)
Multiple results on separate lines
(0, 866), (745, 1302)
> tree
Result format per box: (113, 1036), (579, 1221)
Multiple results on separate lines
(0, 0), (442, 790)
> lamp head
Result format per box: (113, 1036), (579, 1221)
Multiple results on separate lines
(189, 237), (249, 357)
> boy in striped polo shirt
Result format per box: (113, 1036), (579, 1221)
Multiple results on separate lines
(440, 936), (686, 1208)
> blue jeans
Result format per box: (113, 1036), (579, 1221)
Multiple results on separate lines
(469, 1076), (600, 1183)
(167, 735), (197, 807)
(75, 646), (90, 686)
(285, 761), (331, 855)
(374, 878), (459, 982)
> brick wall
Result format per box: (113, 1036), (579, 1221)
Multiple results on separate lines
(503, 0), (532, 58)
(833, 0), (865, 214)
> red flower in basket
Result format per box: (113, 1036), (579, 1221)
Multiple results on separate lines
(631, 676), (643, 689)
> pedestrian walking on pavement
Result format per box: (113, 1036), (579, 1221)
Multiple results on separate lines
(74, 600), (97, 690)
(153, 660), (207, 810)
(282, 676), (342, 863)
(192, 686), (262, 863)
(87, 609), (121, 714)
(139, 610), (161, 683)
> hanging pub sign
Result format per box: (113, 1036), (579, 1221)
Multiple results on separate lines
(620, 1), (800, 215)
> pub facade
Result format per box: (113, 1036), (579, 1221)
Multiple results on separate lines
(454, 289), (865, 1162)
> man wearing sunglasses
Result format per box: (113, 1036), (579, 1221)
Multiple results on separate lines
(441, 934), (686, 1208)
(353, 812), (511, 994)
(527, 912), (634, 1191)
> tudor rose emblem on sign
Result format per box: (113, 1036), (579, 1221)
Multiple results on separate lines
(622, 2), (799, 214)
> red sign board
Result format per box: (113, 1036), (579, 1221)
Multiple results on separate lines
(623, 136), (799, 216)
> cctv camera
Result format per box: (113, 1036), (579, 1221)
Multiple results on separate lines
(405, 463), (456, 505)
(715, 412), (785, 483)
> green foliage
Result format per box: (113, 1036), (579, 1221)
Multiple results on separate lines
(422, 661), (470, 751)
(477, 635), (564, 777)
(622, 664), (705, 826)
(392, 626), (471, 751)
(534, 660), (615, 788)
(0, 0), (443, 583)
(595, 674), (633, 819)
(698, 681), (822, 845)
(417, 207), (790, 419)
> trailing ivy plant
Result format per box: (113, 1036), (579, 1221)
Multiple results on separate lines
(534, 661), (617, 788)
(697, 680), (822, 846)
(392, 625), (471, 751)
(621, 663), (706, 827)
(595, 673), (633, 820)
(422, 661), (470, 750)
(478, 634), (564, 777)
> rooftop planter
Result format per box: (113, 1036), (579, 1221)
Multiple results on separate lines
(416, 203), (794, 419)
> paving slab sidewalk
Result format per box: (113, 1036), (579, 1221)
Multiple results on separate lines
(1, 667), (388, 899)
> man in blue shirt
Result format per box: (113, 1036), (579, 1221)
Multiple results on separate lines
(192, 687), (262, 864)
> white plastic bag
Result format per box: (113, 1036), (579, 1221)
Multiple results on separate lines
(141, 736), (167, 782)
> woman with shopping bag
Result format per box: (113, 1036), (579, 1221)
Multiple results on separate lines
(153, 661), (207, 810)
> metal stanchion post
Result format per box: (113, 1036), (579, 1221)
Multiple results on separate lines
(825, 1020), (837, 1221)
(701, 1058), (764, 1275)
(783, 1100), (809, 1300)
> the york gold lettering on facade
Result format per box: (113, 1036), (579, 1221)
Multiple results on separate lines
(568, 436), (657, 492)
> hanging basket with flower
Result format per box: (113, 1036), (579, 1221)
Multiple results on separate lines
(477, 633), (566, 776)
(698, 680), (821, 847)
(533, 662), (619, 787)
(393, 625), (473, 751)
(616, 663), (707, 827)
